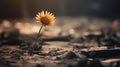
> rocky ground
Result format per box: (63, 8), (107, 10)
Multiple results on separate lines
(0, 17), (120, 67)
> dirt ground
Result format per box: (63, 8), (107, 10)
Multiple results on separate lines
(0, 17), (120, 67)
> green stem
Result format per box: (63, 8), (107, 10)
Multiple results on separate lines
(35, 25), (44, 42)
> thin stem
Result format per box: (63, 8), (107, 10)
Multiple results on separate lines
(35, 25), (44, 42)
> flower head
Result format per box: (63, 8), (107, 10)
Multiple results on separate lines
(35, 11), (55, 26)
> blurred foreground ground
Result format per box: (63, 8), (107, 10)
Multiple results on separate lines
(0, 17), (120, 67)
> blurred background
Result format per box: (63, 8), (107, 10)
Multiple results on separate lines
(0, 0), (120, 20)
(0, 1), (120, 67)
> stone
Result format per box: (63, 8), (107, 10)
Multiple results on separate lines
(63, 51), (78, 59)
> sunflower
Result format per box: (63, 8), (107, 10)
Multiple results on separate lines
(34, 11), (55, 45)
(35, 11), (55, 26)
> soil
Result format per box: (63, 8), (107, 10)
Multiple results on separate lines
(0, 17), (120, 67)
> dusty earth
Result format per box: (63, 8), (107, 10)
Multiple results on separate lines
(0, 17), (120, 67)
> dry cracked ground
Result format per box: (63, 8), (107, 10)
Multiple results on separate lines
(0, 17), (120, 67)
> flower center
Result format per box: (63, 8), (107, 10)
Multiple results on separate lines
(41, 17), (50, 25)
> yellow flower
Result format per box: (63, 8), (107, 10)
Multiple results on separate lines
(35, 11), (55, 26)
